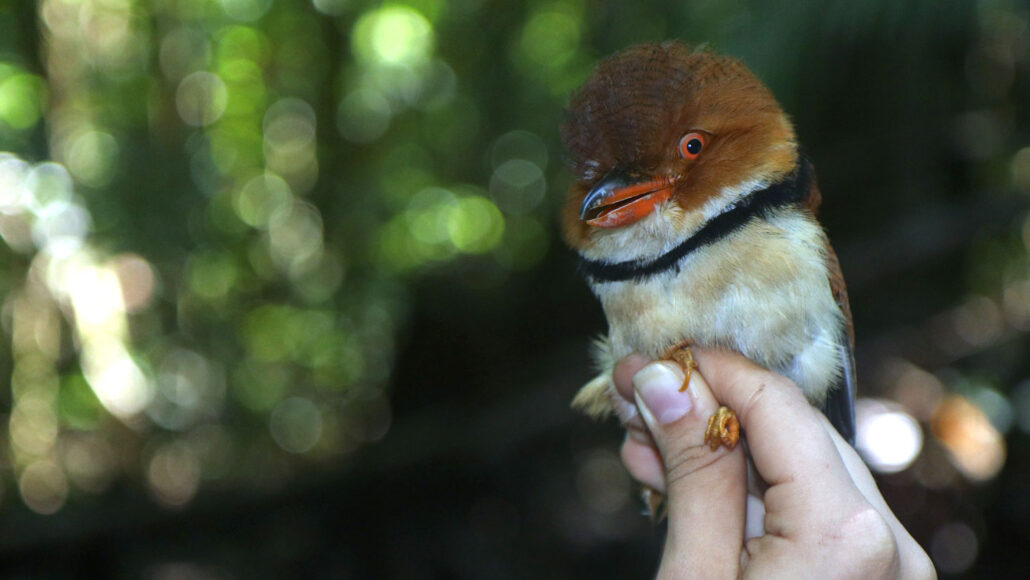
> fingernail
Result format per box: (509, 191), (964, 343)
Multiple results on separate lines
(633, 362), (692, 425)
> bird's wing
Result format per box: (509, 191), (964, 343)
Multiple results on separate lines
(822, 241), (857, 445)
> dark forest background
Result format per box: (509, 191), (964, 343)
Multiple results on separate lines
(0, 0), (1027, 578)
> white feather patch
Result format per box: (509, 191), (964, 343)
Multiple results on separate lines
(577, 207), (844, 407)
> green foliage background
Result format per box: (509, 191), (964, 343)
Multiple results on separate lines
(0, 0), (1027, 577)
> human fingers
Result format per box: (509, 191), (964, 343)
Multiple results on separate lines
(693, 349), (909, 576)
(613, 353), (651, 440)
(691, 348), (870, 530)
(620, 434), (665, 492)
(613, 354), (666, 492)
(632, 360), (747, 578)
(822, 417), (937, 579)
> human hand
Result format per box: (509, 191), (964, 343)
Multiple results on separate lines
(614, 349), (936, 579)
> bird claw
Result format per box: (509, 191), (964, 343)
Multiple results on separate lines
(663, 342), (698, 391)
(664, 344), (736, 452)
(704, 406), (740, 451)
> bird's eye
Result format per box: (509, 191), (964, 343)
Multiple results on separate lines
(678, 132), (706, 159)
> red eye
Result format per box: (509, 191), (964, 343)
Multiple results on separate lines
(678, 132), (707, 159)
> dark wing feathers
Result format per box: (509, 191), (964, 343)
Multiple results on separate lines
(822, 241), (857, 445)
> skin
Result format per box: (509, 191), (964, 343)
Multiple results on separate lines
(615, 349), (936, 579)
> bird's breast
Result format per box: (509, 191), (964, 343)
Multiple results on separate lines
(588, 208), (844, 401)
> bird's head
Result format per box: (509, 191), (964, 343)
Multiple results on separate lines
(562, 42), (801, 257)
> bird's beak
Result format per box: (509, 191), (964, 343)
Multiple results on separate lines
(579, 169), (674, 228)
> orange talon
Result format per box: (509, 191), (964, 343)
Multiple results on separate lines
(704, 406), (740, 451)
(663, 342), (698, 391)
(663, 342), (735, 451)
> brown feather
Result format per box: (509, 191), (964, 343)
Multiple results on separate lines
(561, 42), (798, 252)
(563, 42), (857, 443)
(824, 240), (855, 348)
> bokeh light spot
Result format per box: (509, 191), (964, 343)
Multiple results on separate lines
(490, 130), (549, 170)
(412, 59), (457, 110)
(176, 72), (229, 127)
(243, 305), (295, 362)
(406, 187), (457, 245)
(856, 399), (923, 474)
(263, 99), (317, 184)
(951, 295), (1003, 348)
(490, 158), (546, 215)
(232, 361), (288, 412)
(147, 441), (201, 507)
(312, 0), (351, 16)
(113, 254), (156, 313)
(931, 395), (1006, 481)
(931, 522), (978, 574)
(64, 130), (120, 187)
(188, 251), (240, 301)
(235, 173), (293, 227)
(270, 397), (324, 454)
(24, 162), (73, 214)
(19, 460), (69, 515)
(61, 433), (116, 494)
(518, 5), (581, 69)
(448, 196), (505, 253)
(267, 201), (325, 275)
(0, 153), (31, 213)
(159, 27), (212, 81)
(336, 89), (392, 143)
(83, 345), (153, 418)
(31, 201), (91, 256)
(218, 0), (273, 23)
(575, 449), (631, 514)
(149, 349), (224, 431)
(0, 70), (46, 130)
(10, 394), (59, 456)
(352, 6), (434, 67)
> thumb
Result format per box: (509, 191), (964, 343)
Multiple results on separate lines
(632, 361), (746, 577)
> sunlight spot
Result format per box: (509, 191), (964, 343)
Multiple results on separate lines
(352, 6), (434, 67)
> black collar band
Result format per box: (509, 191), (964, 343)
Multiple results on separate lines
(577, 158), (813, 284)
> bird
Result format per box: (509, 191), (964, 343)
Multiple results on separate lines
(562, 42), (856, 458)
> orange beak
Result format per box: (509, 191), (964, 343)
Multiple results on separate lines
(579, 170), (675, 228)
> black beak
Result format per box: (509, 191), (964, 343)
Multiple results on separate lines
(579, 168), (639, 219)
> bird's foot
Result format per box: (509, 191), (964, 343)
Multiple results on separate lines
(663, 342), (699, 391)
(663, 343), (736, 452)
(704, 406), (740, 451)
